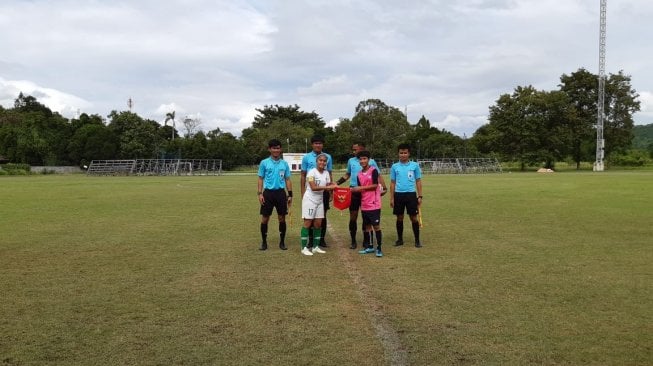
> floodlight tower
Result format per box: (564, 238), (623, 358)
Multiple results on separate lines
(594, 0), (607, 171)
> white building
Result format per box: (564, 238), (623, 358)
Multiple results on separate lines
(282, 153), (305, 172)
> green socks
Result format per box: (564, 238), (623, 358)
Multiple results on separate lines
(300, 227), (309, 249)
(313, 227), (321, 248)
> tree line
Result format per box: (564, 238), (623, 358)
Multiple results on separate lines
(0, 68), (643, 170)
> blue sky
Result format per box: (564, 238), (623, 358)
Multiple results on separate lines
(1, 0), (651, 137)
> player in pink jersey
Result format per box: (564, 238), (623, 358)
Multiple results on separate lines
(351, 150), (384, 257)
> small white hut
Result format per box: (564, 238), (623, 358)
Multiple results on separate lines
(283, 153), (306, 172)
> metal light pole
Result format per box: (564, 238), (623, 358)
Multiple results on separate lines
(594, 0), (607, 171)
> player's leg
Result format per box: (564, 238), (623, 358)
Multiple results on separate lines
(348, 192), (362, 249)
(311, 202), (326, 253)
(275, 190), (288, 250)
(259, 191), (274, 250)
(406, 194), (421, 247)
(320, 190), (330, 247)
(300, 198), (315, 255)
(394, 193), (407, 246)
(358, 212), (376, 254)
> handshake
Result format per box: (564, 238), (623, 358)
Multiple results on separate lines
(324, 182), (338, 191)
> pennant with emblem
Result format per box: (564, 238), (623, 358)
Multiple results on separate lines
(333, 187), (351, 210)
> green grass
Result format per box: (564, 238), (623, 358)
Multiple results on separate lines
(1, 172), (651, 365)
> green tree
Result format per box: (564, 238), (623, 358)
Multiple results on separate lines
(0, 109), (22, 163)
(164, 111), (177, 140)
(559, 68), (641, 167)
(206, 128), (250, 169)
(350, 98), (411, 159)
(107, 111), (158, 158)
(604, 71), (641, 157)
(242, 120), (312, 162)
(331, 118), (355, 162)
(469, 124), (499, 157)
(559, 68), (597, 169)
(242, 105), (320, 161)
(252, 104), (326, 133)
(1, 94), (72, 165)
(182, 131), (208, 158)
(67, 123), (118, 166)
(13, 92), (54, 118)
(406, 115), (466, 159)
(479, 86), (572, 170)
(631, 124), (653, 150)
(533, 90), (575, 168)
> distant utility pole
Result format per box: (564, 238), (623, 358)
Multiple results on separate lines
(594, 0), (607, 171)
(127, 97), (134, 112)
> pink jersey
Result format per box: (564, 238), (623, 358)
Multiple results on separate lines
(357, 166), (382, 211)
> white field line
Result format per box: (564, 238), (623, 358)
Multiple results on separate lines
(327, 222), (408, 366)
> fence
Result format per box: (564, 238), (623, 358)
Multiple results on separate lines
(87, 159), (223, 176)
(417, 158), (502, 174)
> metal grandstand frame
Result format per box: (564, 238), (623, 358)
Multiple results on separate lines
(374, 158), (501, 174)
(87, 159), (223, 176)
(417, 158), (502, 174)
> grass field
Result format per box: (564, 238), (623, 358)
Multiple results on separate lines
(1, 172), (651, 365)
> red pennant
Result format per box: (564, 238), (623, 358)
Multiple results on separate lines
(333, 187), (351, 210)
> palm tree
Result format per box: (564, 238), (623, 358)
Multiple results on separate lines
(165, 111), (176, 140)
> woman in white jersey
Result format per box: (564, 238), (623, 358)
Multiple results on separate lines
(300, 154), (336, 256)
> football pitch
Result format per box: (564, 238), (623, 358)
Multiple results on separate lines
(1, 172), (651, 365)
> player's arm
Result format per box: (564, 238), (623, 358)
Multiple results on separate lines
(328, 167), (335, 200)
(336, 160), (351, 185)
(328, 166), (333, 186)
(307, 175), (322, 192)
(354, 170), (379, 192)
(370, 160), (387, 195)
(366, 169), (380, 191)
(257, 176), (265, 204)
(284, 164), (293, 205)
(379, 174), (388, 196)
(300, 170), (307, 197)
(285, 176), (293, 205)
(355, 182), (378, 192)
(416, 178), (423, 206)
(390, 179), (396, 207)
(336, 173), (350, 186)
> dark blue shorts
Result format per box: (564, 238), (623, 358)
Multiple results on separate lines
(361, 209), (381, 227)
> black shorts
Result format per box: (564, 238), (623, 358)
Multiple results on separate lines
(349, 191), (362, 211)
(323, 190), (330, 211)
(393, 192), (418, 216)
(361, 209), (381, 227)
(260, 189), (288, 216)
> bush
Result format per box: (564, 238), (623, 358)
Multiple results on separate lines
(0, 163), (31, 175)
(609, 150), (651, 167)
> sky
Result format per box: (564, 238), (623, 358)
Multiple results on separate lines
(1, 0), (652, 138)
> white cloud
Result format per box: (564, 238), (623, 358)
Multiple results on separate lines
(0, 78), (90, 117)
(436, 114), (488, 137)
(1, 0), (652, 136)
(297, 75), (354, 97)
(155, 103), (183, 118)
